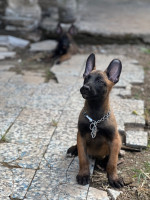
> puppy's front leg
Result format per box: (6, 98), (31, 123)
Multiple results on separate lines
(76, 131), (90, 185)
(107, 134), (124, 188)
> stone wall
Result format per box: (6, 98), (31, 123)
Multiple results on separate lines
(38, 0), (57, 13)
(0, 0), (7, 28)
(0, 0), (80, 40)
(0, 0), (7, 16)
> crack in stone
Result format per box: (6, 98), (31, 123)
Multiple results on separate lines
(9, 169), (15, 200)
(1, 162), (22, 169)
(0, 108), (24, 144)
(43, 155), (51, 169)
(9, 197), (22, 200)
(23, 170), (37, 199)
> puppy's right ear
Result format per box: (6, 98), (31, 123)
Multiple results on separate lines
(56, 23), (63, 35)
(83, 53), (95, 78)
(106, 59), (122, 84)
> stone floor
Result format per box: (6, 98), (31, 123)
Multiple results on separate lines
(0, 52), (147, 199)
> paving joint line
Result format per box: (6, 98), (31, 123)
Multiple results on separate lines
(0, 107), (24, 140)
(23, 169), (37, 199)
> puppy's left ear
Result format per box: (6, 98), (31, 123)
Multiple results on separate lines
(83, 53), (95, 78)
(56, 23), (63, 35)
(106, 59), (122, 83)
(68, 24), (77, 35)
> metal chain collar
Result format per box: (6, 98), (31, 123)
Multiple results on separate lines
(83, 110), (111, 138)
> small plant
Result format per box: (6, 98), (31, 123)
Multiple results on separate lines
(51, 119), (58, 127)
(132, 110), (138, 115)
(141, 47), (150, 54)
(0, 135), (8, 143)
(144, 108), (150, 126)
(147, 139), (150, 148)
(132, 162), (150, 185)
(44, 70), (58, 83)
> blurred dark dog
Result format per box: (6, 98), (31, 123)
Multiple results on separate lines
(52, 24), (78, 64)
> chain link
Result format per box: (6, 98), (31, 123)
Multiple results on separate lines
(83, 110), (111, 138)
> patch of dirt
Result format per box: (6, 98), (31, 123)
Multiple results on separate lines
(3, 49), (57, 83)
(79, 44), (150, 200)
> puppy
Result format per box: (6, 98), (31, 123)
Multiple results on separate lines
(52, 24), (78, 64)
(67, 53), (124, 188)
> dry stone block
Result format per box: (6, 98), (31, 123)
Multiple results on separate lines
(126, 131), (148, 148)
(87, 187), (109, 200)
(0, 35), (29, 49)
(30, 40), (57, 52)
(0, 51), (16, 60)
(107, 188), (123, 200)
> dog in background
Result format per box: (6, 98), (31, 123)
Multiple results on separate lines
(67, 53), (124, 188)
(52, 24), (78, 64)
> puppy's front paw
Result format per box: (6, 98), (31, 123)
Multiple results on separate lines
(66, 145), (78, 157)
(108, 177), (124, 188)
(76, 174), (90, 185)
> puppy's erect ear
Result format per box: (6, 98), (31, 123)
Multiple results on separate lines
(68, 24), (77, 35)
(83, 53), (95, 78)
(56, 23), (63, 35)
(106, 59), (122, 84)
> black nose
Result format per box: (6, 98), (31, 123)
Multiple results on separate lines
(83, 85), (90, 91)
(82, 85), (90, 93)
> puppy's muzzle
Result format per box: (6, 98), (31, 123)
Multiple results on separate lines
(80, 85), (90, 98)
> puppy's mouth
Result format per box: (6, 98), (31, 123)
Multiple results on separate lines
(81, 93), (89, 99)
(80, 86), (89, 99)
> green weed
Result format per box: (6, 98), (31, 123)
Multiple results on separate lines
(51, 119), (58, 127)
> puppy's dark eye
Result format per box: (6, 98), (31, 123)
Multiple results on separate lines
(96, 77), (103, 83)
(84, 75), (90, 82)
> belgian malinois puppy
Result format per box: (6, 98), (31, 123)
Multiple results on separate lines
(52, 23), (78, 64)
(67, 53), (124, 188)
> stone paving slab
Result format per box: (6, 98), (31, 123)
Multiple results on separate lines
(26, 83), (73, 110)
(0, 141), (48, 169)
(112, 98), (145, 131)
(0, 35), (29, 49)
(39, 126), (78, 171)
(0, 71), (15, 86)
(126, 131), (148, 148)
(53, 54), (144, 94)
(87, 187), (109, 200)
(0, 75), (36, 107)
(95, 55), (144, 88)
(107, 188), (122, 200)
(0, 165), (35, 200)
(22, 71), (45, 85)
(6, 108), (61, 144)
(0, 64), (15, 72)
(0, 51), (16, 60)
(51, 55), (86, 85)
(30, 40), (57, 52)
(58, 109), (80, 128)
(1, 109), (62, 169)
(25, 169), (88, 200)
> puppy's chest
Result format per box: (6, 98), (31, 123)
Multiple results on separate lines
(78, 119), (115, 141)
